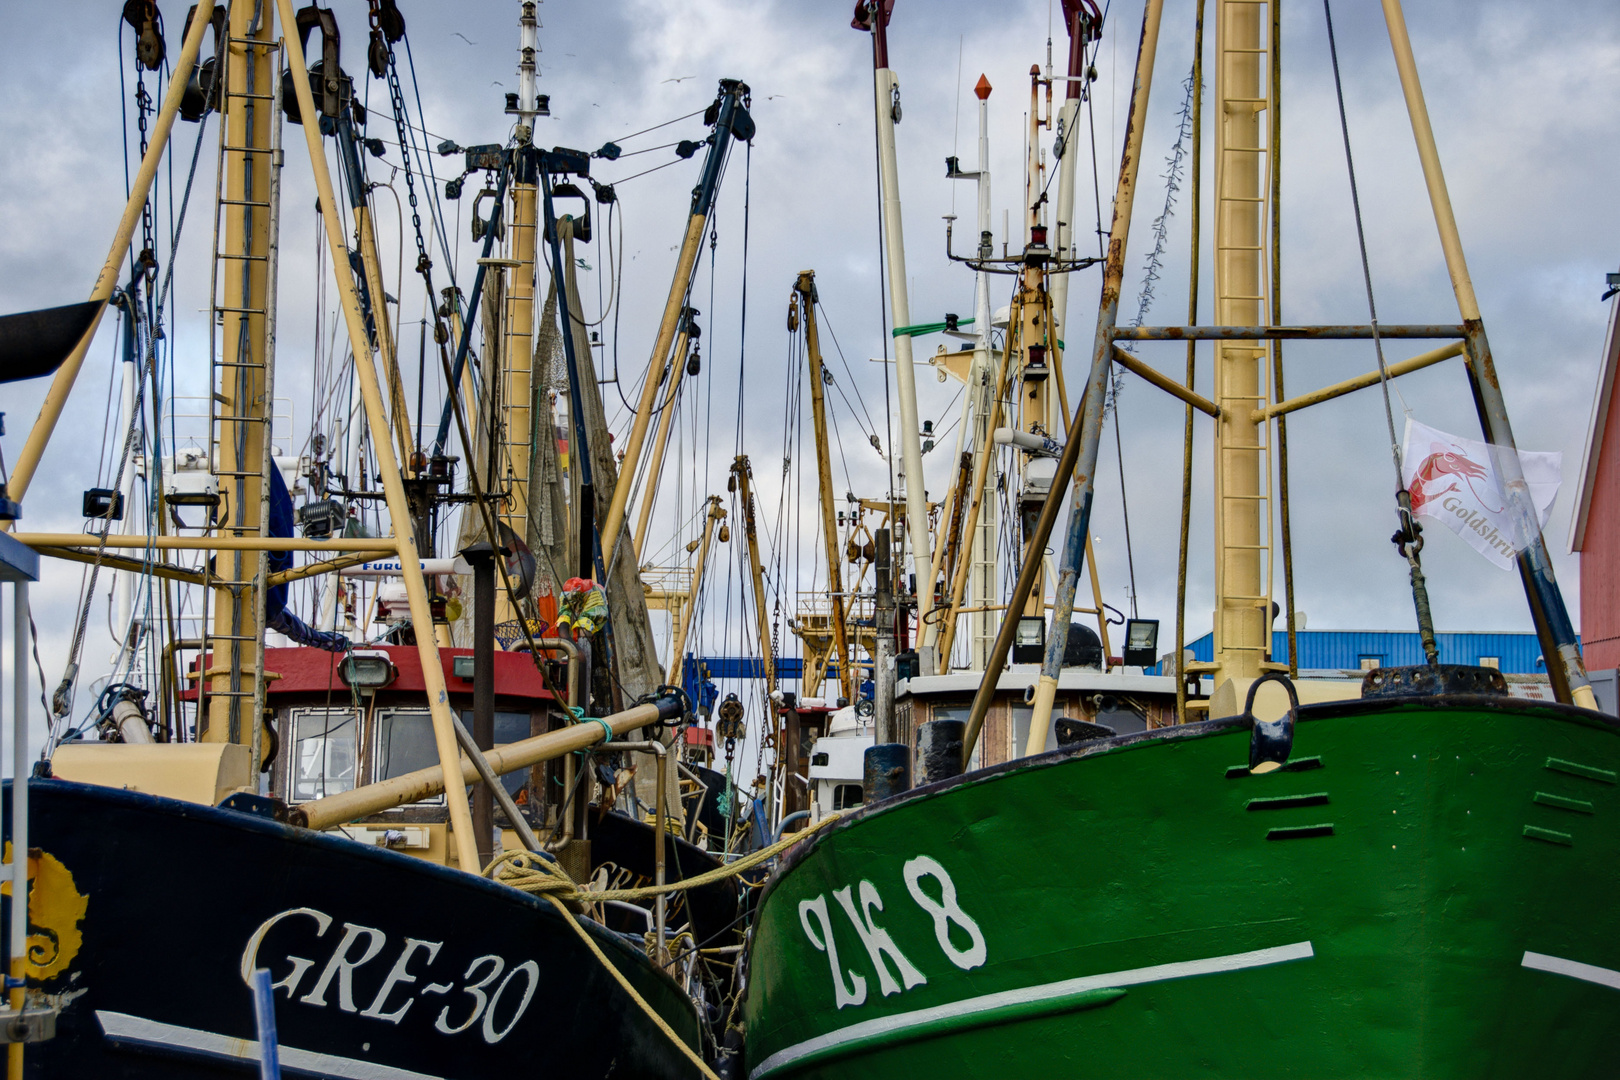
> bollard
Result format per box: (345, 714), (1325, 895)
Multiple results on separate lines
(863, 743), (911, 803)
(914, 720), (966, 786)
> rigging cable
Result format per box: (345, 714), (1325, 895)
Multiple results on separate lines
(54, 114), (212, 730)
(1321, 0), (1439, 664)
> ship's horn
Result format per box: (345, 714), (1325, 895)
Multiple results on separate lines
(0, 301), (104, 385)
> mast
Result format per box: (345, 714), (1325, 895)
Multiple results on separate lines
(497, 1), (544, 623)
(664, 496), (725, 686)
(963, 0), (1166, 766)
(1048, 2), (1100, 357)
(967, 77), (998, 672)
(1015, 68), (1054, 620)
(277, 0), (482, 872)
(600, 81), (753, 561)
(1206, 0), (1275, 689)
(924, 75), (996, 672)
(797, 272), (853, 702)
(111, 285), (141, 669)
(731, 455), (776, 697)
(632, 309), (698, 559)
(932, 319), (1015, 667)
(202, 0), (277, 752)
(855, 1), (935, 660)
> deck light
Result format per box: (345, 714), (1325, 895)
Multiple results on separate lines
(340, 650), (397, 693)
(1123, 619), (1159, 668)
(1012, 616), (1045, 664)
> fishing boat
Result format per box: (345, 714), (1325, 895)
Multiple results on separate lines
(0, 2), (765, 1075)
(741, 0), (1615, 1076)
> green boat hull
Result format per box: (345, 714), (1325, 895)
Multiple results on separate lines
(743, 696), (1620, 1079)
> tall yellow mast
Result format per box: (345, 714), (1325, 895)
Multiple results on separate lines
(796, 272), (854, 702)
(1210, 0), (1275, 686)
(731, 456), (776, 696)
(497, 2), (544, 624)
(202, 1), (277, 749)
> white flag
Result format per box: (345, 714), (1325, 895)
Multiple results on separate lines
(1401, 418), (1561, 571)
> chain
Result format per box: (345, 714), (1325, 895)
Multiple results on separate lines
(385, 50), (446, 346)
(134, 73), (157, 284)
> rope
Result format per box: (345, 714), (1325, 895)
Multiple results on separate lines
(1322, 0), (1440, 666)
(481, 849), (723, 1079)
(482, 809), (842, 903)
(478, 812), (845, 1079)
(542, 896), (720, 1080)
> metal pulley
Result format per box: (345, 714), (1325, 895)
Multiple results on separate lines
(716, 693), (746, 742)
(787, 293), (800, 332)
(123, 0), (166, 71)
(686, 348), (701, 377)
(471, 187), (506, 243)
(283, 7), (353, 127)
(177, 5), (226, 123)
(366, 0), (406, 78)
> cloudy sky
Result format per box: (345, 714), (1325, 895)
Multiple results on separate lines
(1, 0), (1617, 751)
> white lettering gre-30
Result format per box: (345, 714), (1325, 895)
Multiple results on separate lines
(798, 855), (986, 1010)
(241, 907), (540, 1043)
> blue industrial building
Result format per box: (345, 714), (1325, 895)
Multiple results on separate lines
(681, 631), (1559, 708)
(1177, 630), (1559, 675)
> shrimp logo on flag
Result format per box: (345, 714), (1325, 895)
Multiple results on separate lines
(1401, 417), (1561, 571)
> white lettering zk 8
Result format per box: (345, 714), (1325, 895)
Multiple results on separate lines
(799, 857), (984, 1009)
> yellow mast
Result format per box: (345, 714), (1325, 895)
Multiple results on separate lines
(276, 0), (481, 871)
(1016, 67), (1054, 620)
(664, 497), (726, 686)
(1210, 0), (1275, 688)
(603, 82), (752, 560)
(497, 181), (538, 622)
(633, 314), (696, 559)
(932, 323), (1016, 668)
(796, 272), (854, 702)
(731, 455), (776, 696)
(202, 1), (276, 748)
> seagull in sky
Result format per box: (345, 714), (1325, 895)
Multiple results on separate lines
(452, 32), (476, 45)
(661, 75), (696, 84)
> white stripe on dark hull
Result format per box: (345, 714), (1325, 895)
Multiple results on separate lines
(96, 1010), (446, 1080)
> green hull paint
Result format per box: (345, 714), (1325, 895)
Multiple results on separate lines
(743, 697), (1620, 1079)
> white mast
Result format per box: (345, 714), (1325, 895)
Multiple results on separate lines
(860, 2), (935, 669)
(1049, 2), (1097, 416)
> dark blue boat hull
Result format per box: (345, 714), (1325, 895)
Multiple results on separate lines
(3, 779), (703, 1078)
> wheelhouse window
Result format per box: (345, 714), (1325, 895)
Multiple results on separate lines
(459, 710), (533, 798)
(832, 784), (864, 810)
(290, 707), (359, 801)
(374, 708), (446, 805)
